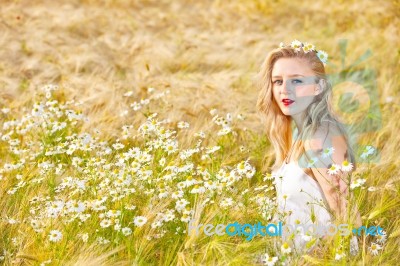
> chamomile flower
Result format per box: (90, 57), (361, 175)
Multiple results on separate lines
(177, 121), (189, 129)
(341, 160), (353, 172)
(317, 50), (328, 64)
(350, 178), (366, 190)
(122, 227), (132, 236)
(219, 197), (234, 208)
(261, 253), (278, 266)
(303, 43), (315, 53)
(209, 108), (218, 116)
(290, 40), (302, 51)
(327, 164), (341, 175)
(281, 242), (292, 254)
(300, 230), (313, 242)
(194, 131), (206, 138)
(1, 107), (10, 114)
(375, 230), (387, 243)
(306, 157), (318, 167)
(368, 242), (382, 256)
(81, 233), (89, 242)
(335, 250), (346, 260)
(279, 42), (285, 48)
(100, 219), (112, 228)
(361, 146), (375, 159)
(217, 127), (232, 136)
(237, 113), (246, 120)
(133, 216), (148, 227)
(263, 173), (275, 181)
(112, 143), (125, 150)
(49, 230), (62, 242)
(123, 91), (134, 97)
(159, 157), (166, 166)
(322, 147), (334, 158)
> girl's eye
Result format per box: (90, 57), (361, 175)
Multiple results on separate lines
(273, 80), (282, 85)
(292, 79), (302, 84)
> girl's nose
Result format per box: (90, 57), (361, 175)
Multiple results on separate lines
(281, 80), (292, 94)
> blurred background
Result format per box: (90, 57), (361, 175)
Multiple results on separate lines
(0, 1), (399, 264)
(1, 0), (398, 137)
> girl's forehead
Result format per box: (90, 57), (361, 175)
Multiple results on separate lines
(272, 58), (314, 76)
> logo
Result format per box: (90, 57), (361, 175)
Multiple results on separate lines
(188, 219), (385, 241)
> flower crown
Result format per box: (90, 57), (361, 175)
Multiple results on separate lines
(279, 40), (328, 64)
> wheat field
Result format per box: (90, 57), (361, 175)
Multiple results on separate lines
(0, 0), (399, 265)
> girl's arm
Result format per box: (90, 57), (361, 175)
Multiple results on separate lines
(303, 127), (362, 228)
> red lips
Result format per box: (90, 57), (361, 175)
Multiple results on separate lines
(282, 99), (294, 103)
(282, 99), (294, 106)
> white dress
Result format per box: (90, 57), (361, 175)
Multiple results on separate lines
(272, 160), (332, 253)
(272, 160), (359, 255)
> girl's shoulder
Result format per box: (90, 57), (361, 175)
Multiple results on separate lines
(313, 121), (344, 141)
(304, 121), (348, 154)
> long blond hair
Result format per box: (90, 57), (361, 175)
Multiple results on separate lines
(256, 46), (356, 172)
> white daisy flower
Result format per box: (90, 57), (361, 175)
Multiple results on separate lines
(301, 232), (313, 242)
(327, 164), (341, 175)
(125, 205), (136, 210)
(368, 242), (382, 256)
(361, 145), (375, 159)
(290, 40), (302, 51)
(49, 230), (62, 242)
(100, 219), (112, 228)
(123, 91), (134, 97)
(385, 96), (393, 103)
(375, 230), (387, 243)
(140, 99), (150, 105)
(159, 157), (166, 167)
(209, 109), (218, 116)
(130, 102), (142, 111)
(322, 147), (335, 158)
(217, 127), (232, 136)
(112, 143), (125, 150)
(306, 157), (318, 168)
(171, 190), (184, 199)
(317, 50), (328, 64)
(219, 197), (234, 208)
(1, 108), (10, 114)
(279, 42), (285, 48)
(335, 250), (346, 260)
(122, 227), (132, 236)
(133, 216), (148, 227)
(237, 113), (246, 120)
(303, 42), (315, 53)
(280, 242), (292, 254)
(341, 160), (353, 172)
(194, 131), (206, 138)
(81, 233), (89, 243)
(261, 253), (278, 266)
(350, 178), (366, 190)
(177, 121), (189, 129)
(263, 173), (275, 181)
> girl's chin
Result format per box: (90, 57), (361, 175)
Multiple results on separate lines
(280, 109), (294, 115)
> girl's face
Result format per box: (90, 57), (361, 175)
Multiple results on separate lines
(271, 57), (320, 117)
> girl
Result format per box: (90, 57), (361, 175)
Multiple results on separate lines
(256, 40), (361, 255)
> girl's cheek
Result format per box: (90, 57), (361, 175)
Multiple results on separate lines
(295, 86), (315, 97)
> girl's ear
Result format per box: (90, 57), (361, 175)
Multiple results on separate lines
(315, 79), (326, 95)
